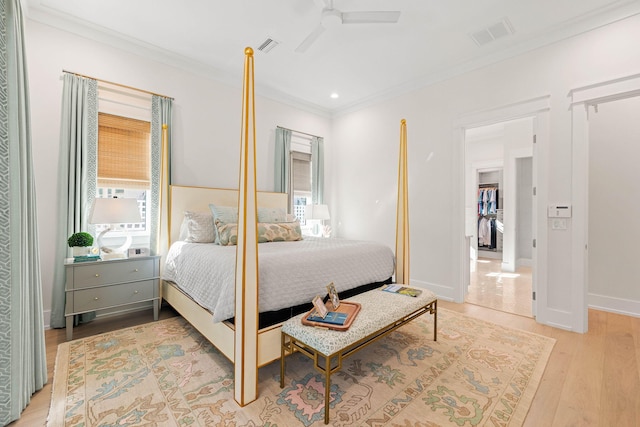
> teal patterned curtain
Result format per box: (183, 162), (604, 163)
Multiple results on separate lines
(150, 95), (172, 255)
(311, 136), (324, 204)
(50, 73), (98, 328)
(0, 0), (47, 423)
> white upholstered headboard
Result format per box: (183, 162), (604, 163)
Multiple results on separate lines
(168, 185), (288, 245)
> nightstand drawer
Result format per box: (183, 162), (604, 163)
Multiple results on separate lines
(70, 259), (156, 288)
(73, 280), (157, 313)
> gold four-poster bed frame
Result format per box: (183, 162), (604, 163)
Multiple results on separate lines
(159, 48), (411, 407)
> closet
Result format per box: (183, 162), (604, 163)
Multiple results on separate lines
(477, 170), (503, 257)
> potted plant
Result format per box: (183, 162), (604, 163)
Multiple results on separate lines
(68, 232), (94, 257)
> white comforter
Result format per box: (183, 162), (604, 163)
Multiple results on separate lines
(163, 236), (395, 322)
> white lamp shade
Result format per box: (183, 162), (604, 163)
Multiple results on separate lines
(89, 197), (142, 224)
(305, 204), (330, 221)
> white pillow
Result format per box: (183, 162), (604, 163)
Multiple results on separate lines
(183, 211), (215, 243)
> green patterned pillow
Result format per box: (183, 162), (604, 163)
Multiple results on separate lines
(214, 220), (303, 246)
(257, 222), (302, 243)
(215, 221), (239, 246)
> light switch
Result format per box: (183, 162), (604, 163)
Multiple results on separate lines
(551, 219), (567, 230)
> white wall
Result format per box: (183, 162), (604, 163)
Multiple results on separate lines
(588, 95), (640, 309)
(331, 13), (640, 324)
(25, 13), (640, 329)
(25, 20), (331, 327)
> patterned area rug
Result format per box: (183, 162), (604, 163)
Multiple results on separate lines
(49, 308), (554, 426)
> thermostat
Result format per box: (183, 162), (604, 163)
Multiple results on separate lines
(128, 247), (150, 257)
(548, 204), (572, 218)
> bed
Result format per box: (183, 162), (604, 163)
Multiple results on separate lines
(161, 185), (394, 360)
(159, 48), (410, 406)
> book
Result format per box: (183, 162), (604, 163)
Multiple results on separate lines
(73, 255), (101, 263)
(381, 284), (422, 297)
(307, 311), (348, 325)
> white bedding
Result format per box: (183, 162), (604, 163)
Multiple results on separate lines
(163, 236), (395, 323)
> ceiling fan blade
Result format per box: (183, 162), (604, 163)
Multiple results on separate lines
(341, 11), (401, 24)
(295, 24), (326, 53)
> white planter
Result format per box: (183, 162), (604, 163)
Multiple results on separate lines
(72, 247), (90, 257)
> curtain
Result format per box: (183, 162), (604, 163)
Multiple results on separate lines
(150, 95), (172, 255)
(311, 136), (324, 204)
(274, 127), (291, 207)
(50, 73), (98, 328)
(0, 0), (47, 423)
(274, 127), (291, 192)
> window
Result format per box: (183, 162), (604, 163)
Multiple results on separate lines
(95, 112), (150, 236)
(291, 150), (312, 224)
(274, 127), (324, 234)
(289, 132), (314, 227)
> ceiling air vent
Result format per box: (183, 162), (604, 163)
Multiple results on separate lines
(470, 18), (514, 47)
(257, 37), (280, 53)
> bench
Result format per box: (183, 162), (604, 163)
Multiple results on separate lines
(280, 287), (437, 424)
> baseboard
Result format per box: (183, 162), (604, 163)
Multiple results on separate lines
(43, 302), (155, 330)
(409, 279), (455, 302)
(588, 293), (640, 318)
(542, 307), (575, 331)
(44, 309), (51, 330)
(516, 258), (532, 268)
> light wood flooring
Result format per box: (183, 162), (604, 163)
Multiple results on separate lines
(10, 302), (640, 426)
(466, 257), (533, 317)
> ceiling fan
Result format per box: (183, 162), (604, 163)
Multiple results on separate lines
(295, 0), (401, 53)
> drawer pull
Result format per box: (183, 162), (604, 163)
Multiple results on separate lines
(94, 297), (99, 301)
(134, 290), (139, 294)
(134, 269), (139, 272)
(95, 274), (100, 277)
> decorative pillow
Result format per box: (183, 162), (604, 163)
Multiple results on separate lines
(183, 211), (215, 243)
(257, 207), (289, 223)
(178, 217), (189, 241)
(214, 221), (303, 246)
(209, 205), (239, 244)
(215, 221), (239, 246)
(210, 205), (298, 244)
(285, 213), (298, 222)
(257, 222), (303, 243)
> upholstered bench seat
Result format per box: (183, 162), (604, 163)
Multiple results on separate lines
(280, 286), (437, 424)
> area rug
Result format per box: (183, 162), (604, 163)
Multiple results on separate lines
(48, 308), (555, 426)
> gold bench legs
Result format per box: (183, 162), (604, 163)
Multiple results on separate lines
(280, 299), (438, 424)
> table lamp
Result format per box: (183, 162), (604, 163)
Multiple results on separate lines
(89, 197), (142, 260)
(305, 204), (331, 237)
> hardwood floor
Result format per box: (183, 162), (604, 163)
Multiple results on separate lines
(10, 302), (640, 426)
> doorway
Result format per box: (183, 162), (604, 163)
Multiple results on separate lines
(587, 96), (640, 313)
(464, 118), (534, 317)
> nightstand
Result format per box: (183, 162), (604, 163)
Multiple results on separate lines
(64, 255), (161, 340)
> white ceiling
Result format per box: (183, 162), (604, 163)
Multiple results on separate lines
(23, 0), (640, 114)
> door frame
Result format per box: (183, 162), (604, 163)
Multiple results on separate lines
(452, 95), (550, 324)
(569, 72), (640, 332)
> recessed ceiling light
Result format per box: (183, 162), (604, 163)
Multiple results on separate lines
(330, 92), (339, 99)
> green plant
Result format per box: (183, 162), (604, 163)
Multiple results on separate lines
(67, 232), (94, 247)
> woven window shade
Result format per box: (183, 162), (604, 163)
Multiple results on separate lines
(98, 113), (151, 189)
(292, 151), (311, 193)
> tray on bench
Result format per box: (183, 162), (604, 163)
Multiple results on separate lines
(301, 300), (361, 331)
